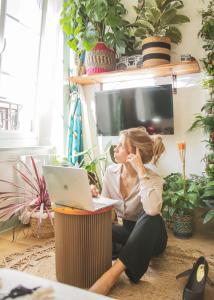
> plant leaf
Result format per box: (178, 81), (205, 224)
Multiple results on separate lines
(170, 14), (190, 25)
(165, 26), (182, 43)
(203, 209), (214, 224)
(161, 8), (177, 25)
(135, 20), (155, 33)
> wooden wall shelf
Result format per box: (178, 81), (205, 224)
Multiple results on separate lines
(69, 61), (200, 86)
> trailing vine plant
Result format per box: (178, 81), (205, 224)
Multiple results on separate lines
(189, 0), (214, 223)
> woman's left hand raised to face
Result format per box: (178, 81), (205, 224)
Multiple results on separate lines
(126, 148), (147, 176)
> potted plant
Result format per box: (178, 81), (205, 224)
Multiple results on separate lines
(162, 173), (201, 238)
(0, 157), (54, 238)
(133, 0), (190, 67)
(60, 0), (129, 74)
(162, 143), (201, 238)
(73, 143), (111, 192)
(189, 0), (214, 224)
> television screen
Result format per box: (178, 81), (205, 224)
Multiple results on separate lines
(95, 85), (174, 136)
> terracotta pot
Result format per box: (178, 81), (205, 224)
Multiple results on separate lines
(85, 42), (116, 75)
(142, 36), (171, 67)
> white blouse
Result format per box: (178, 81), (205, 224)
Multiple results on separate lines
(101, 163), (164, 221)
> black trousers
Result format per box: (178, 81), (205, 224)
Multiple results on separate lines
(112, 212), (168, 283)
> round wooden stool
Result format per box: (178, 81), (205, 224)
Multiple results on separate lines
(54, 206), (112, 288)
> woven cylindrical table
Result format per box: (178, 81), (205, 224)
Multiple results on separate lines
(54, 206), (112, 289)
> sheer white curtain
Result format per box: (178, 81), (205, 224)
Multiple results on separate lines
(80, 85), (100, 154)
(36, 0), (64, 154)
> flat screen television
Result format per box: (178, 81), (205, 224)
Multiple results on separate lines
(95, 84), (174, 136)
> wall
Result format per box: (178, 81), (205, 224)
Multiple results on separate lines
(82, 0), (209, 177)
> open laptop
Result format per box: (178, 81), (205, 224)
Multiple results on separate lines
(42, 165), (120, 211)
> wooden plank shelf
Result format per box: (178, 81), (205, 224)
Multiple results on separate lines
(69, 61), (200, 86)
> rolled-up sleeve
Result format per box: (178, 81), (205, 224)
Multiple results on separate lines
(140, 177), (164, 216)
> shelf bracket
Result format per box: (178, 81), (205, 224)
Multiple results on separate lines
(172, 74), (177, 94)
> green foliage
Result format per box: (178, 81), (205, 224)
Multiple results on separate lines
(60, 0), (129, 54)
(205, 161), (214, 177)
(201, 179), (214, 199)
(202, 53), (214, 77)
(49, 155), (72, 167)
(202, 77), (214, 95)
(186, 0), (214, 224)
(201, 98), (214, 114)
(189, 175), (214, 223)
(203, 209), (214, 223)
(200, 178), (214, 223)
(133, 0), (189, 44)
(189, 114), (214, 133)
(189, 0), (214, 153)
(74, 143), (111, 191)
(162, 173), (201, 220)
(205, 152), (214, 164)
(198, 0), (214, 77)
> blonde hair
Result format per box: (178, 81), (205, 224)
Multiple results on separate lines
(120, 127), (165, 165)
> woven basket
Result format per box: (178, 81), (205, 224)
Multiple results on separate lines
(142, 36), (171, 67)
(30, 214), (54, 239)
(173, 214), (193, 239)
(85, 42), (116, 75)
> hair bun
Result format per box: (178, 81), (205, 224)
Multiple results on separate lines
(152, 135), (165, 165)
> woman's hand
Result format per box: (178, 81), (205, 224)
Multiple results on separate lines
(90, 184), (100, 198)
(126, 148), (147, 177)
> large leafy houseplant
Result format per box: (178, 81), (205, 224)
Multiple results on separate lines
(162, 173), (201, 220)
(162, 143), (202, 238)
(60, 0), (129, 54)
(133, 0), (190, 44)
(189, 0), (214, 223)
(0, 157), (52, 226)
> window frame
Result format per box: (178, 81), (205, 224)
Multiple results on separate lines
(0, 0), (47, 148)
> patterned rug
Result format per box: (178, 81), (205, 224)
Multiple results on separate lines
(0, 240), (213, 300)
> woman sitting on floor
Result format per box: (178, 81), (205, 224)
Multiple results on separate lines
(89, 127), (168, 295)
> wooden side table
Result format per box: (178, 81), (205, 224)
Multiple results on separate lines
(54, 206), (112, 289)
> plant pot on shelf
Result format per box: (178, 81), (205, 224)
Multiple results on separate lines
(172, 213), (193, 239)
(142, 36), (171, 67)
(30, 211), (54, 239)
(85, 42), (116, 75)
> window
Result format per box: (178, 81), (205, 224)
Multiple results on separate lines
(0, 0), (47, 146)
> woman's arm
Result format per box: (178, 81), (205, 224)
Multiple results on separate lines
(126, 148), (163, 216)
(139, 177), (164, 216)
